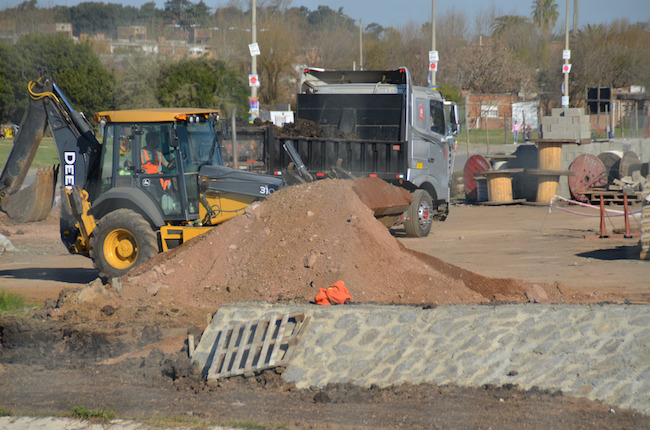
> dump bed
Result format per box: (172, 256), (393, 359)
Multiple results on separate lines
(267, 68), (412, 180)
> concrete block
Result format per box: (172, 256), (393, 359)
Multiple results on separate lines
(541, 116), (556, 126)
(551, 124), (567, 133)
(565, 108), (586, 117)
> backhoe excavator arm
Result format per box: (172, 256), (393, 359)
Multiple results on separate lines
(0, 68), (102, 254)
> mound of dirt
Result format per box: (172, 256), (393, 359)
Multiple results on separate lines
(274, 118), (358, 139)
(114, 178), (536, 320)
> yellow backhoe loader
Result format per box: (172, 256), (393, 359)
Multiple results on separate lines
(0, 68), (282, 280)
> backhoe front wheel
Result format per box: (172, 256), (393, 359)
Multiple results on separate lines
(404, 189), (434, 238)
(90, 209), (159, 280)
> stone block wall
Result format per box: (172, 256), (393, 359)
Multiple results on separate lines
(541, 108), (591, 141)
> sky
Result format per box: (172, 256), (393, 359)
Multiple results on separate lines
(3, 0), (649, 29)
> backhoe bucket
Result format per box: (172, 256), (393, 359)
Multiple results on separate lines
(0, 166), (58, 223)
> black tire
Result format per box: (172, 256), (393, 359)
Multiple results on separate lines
(404, 189), (434, 238)
(89, 209), (159, 280)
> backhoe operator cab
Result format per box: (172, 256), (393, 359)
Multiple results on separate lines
(94, 109), (223, 222)
(0, 69), (282, 280)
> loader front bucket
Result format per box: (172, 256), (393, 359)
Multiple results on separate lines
(0, 166), (58, 223)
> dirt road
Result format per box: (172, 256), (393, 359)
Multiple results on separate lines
(0, 197), (648, 429)
(400, 203), (648, 302)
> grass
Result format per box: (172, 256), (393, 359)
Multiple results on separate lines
(0, 136), (60, 169)
(67, 405), (116, 424)
(0, 408), (12, 417)
(0, 290), (37, 312)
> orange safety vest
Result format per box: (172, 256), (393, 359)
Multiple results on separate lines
(315, 280), (352, 305)
(141, 149), (172, 190)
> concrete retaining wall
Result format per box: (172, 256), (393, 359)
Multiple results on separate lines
(199, 303), (650, 415)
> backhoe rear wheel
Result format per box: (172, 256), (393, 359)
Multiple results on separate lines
(404, 189), (433, 238)
(90, 209), (159, 280)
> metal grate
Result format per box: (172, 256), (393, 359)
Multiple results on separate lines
(204, 312), (309, 380)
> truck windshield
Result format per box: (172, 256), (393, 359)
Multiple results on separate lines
(179, 121), (223, 171)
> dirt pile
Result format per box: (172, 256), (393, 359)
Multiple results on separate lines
(118, 178), (535, 316)
(274, 118), (358, 139)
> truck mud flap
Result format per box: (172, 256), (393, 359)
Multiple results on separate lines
(0, 166), (58, 223)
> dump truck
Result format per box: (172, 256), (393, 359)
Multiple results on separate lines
(231, 68), (459, 237)
(0, 68), (283, 279)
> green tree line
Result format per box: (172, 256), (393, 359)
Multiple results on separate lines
(0, 0), (648, 125)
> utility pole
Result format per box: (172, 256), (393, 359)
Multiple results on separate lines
(430, 0), (436, 88)
(359, 19), (363, 71)
(562, 0), (570, 108)
(573, 0), (579, 33)
(250, 0), (258, 120)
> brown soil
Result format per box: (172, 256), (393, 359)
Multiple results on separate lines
(0, 178), (648, 429)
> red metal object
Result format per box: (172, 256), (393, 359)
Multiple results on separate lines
(463, 155), (491, 203)
(568, 154), (608, 202)
(599, 194), (607, 238)
(624, 193), (631, 238)
(585, 192), (640, 239)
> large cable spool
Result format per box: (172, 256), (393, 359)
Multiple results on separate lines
(620, 151), (642, 178)
(597, 151), (621, 183)
(463, 155), (491, 203)
(568, 154), (607, 202)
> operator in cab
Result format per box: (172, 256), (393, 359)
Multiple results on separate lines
(141, 132), (173, 191)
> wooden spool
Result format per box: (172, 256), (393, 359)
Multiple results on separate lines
(487, 173), (513, 203)
(597, 151), (622, 182)
(479, 169), (523, 203)
(620, 151), (642, 178)
(537, 141), (563, 170)
(463, 155), (491, 203)
(536, 175), (560, 204)
(568, 154), (607, 202)
(476, 177), (488, 202)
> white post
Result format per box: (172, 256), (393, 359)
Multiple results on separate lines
(563, 0), (570, 108)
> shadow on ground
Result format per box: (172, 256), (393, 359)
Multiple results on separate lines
(576, 245), (640, 261)
(0, 267), (98, 284)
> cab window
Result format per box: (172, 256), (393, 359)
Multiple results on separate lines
(430, 100), (445, 135)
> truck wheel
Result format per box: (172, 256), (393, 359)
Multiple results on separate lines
(404, 189), (433, 238)
(89, 209), (159, 280)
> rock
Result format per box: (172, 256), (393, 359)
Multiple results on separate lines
(525, 284), (549, 303)
(0, 233), (16, 252)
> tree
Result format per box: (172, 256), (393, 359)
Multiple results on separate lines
(257, 11), (300, 106)
(491, 15), (546, 68)
(0, 33), (114, 124)
(156, 58), (249, 118)
(112, 53), (164, 110)
(454, 38), (535, 94)
(531, 0), (559, 37)
(570, 21), (650, 104)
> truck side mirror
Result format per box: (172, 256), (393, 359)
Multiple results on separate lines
(449, 103), (460, 135)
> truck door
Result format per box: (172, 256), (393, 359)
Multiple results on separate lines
(410, 98), (431, 173)
(428, 98), (447, 174)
